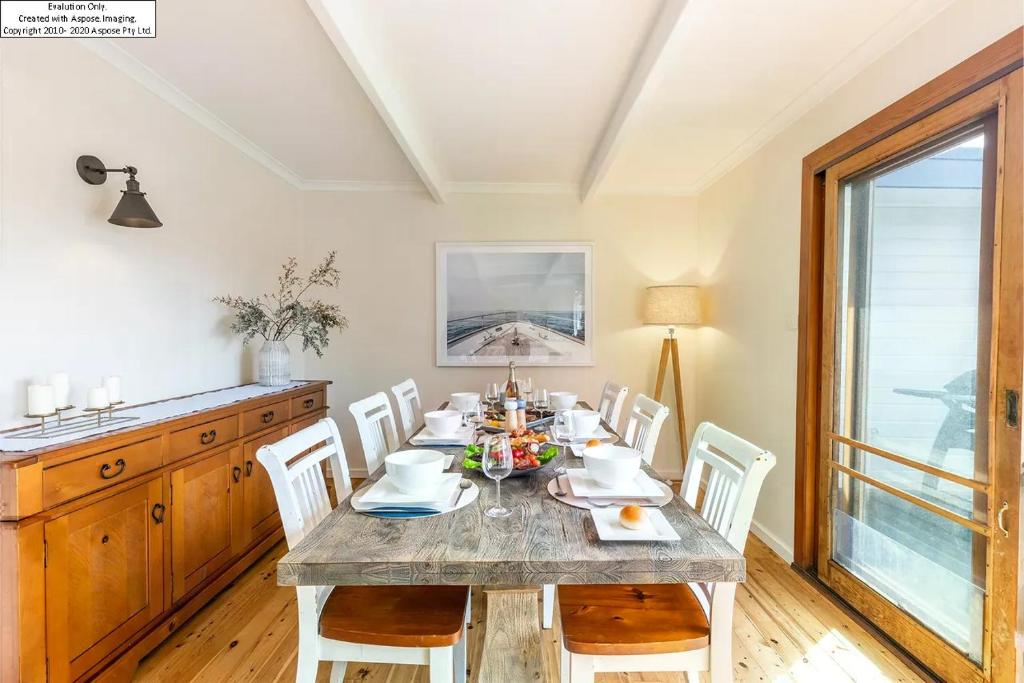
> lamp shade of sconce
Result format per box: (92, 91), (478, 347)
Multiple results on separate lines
(643, 285), (701, 326)
(76, 155), (162, 228)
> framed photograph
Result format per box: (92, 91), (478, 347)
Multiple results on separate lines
(436, 242), (594, 366)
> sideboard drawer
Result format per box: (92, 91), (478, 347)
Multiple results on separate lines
(169, 415), (239, 462)
(242, 400), (290, 436)
(291, 390), (325, 418)
(42, 437), (163, 508)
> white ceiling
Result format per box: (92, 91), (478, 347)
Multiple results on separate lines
(105, 0), (956, 199)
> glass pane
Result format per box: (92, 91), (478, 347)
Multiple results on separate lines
(831, 471), (985, 662)
(834, 130), (985, 481)
(833, 443), (987, 520)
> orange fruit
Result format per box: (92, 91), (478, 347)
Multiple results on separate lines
(586, 438), (602, 448)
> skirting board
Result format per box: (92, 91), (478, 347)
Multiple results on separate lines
(750, 519), (794, 564)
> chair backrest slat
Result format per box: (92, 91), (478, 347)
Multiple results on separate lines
(622, 394), (670, 464)
(348, 392), (400, 475)
(597, 381), (629, 431)
(390, 378), (423, 442)
(682, 422), (775, 553)
(256, 418), (352, 550)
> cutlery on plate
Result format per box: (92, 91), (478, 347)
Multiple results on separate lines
(553, 467), (568, 496)
(360, 509), (441, 518)
(451, 479), (473, 508)
(587, 499), (660, 508)
(364, 506), (442, 513)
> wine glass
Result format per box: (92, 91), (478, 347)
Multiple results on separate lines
(485, 383), (500, 409)
(520, 376), (533, 407)
(535, 388), (549, 412)
(469, 401), (485, 429)
(554, 410), (575, 445)
(481, 433), (514, 518)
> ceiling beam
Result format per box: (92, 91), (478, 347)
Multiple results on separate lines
(579, 0), (689, 202)
(304, 0), (446, 203)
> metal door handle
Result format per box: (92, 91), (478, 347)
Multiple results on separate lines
(303, 398), (315, 409)
(151, 503), (165, 524)
(99, 458), (126, 479)
(998, 500), (1009, 537)
(232, 466), (242, 483)
(200, 429), (217, 445)
(261, 410), (275, 424)
(245, 460), (253, 477)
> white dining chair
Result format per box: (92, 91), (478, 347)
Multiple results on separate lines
(390, 378), (424, 442)
(596, 381), (629, 431)
(256, 418), (470, 683)
(622, 393), (670, 465)
(557, 422), (776, 683)
(348, 392), (400, 475)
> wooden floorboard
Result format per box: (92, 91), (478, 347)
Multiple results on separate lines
(133, 533), (924, 682)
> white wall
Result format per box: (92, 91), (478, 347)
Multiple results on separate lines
(694, 0), (1023, 561)
(300, 192), (700, 477)
(0, 41), (302, 427)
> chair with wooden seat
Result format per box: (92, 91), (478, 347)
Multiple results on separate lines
(391, 378), (424, 442)
(348, 391), (400, 475)
(596, 380), (629, 431)
(622, 393), (670, 464)
(557, 422), (776, 682)
(256, 418), (470, 683)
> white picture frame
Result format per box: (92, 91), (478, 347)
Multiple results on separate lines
(436, 242), (595, 366)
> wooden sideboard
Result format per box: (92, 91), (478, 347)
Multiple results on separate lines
(0, 381), (330, 682)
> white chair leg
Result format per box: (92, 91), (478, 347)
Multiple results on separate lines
(294, 643), (319, 683)
(568, 652), (595, 683)
(542, 584), (555, 629)
(428, 645), (455, 683)
(466, 586), (473, 625)
(454, 630), (467, 683)
(710, 582), (737, 683)
(559, 639), (570, 683)
(329, 661), (347, 683)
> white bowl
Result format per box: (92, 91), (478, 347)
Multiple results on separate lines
(384, 450), (445, 494)
(424, 409), (463, 437)
(550, 391), (578, 411)
(582, 445), (642, 489)
(450, 392), (480, 412)
(567, 409), (601, 437)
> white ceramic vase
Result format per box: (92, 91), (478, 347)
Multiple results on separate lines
(259, 340), (291, 386)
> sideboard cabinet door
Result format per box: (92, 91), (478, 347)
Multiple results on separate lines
(44, 476), (165, 681)
(240, 427), (288, 548)
(170, 447), (236, 603)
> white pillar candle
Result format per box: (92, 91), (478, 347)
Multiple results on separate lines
(27, 384), (56, 416)
(103, 376), (122, 403)
(87, 387), (110, 410)
(49, 373), (70, 408)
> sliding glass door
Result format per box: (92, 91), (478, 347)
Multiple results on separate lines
(816, 75), (1019, 682)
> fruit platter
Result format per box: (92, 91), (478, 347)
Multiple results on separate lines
(462, 427), (560, 477)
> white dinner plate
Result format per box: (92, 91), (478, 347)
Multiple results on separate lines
(359, 472), (463, 505)
(552, 425), (615, 443)
(590, 507), (681, 542)
(546, 477), (674, 510)
(409, 425), (476, 446)
(565, 468), (664, 498)
(351, 478), (478, 514)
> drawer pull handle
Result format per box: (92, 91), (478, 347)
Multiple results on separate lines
(245, 460), (254, 477)
(303, 398), (315, 409)
(151, 503), (165, 524)
(200, 429), (217, 445)
(232, 466), (242, 483)
(99, 458), (126, 479)
(261, 410), (275, 424)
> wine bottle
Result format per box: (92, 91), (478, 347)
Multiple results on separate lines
(504, 361), (519, 400)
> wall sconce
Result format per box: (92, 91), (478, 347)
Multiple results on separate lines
(76, 155), (162, 228)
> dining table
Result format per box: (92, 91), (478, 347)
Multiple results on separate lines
(276, 401), (745, 681)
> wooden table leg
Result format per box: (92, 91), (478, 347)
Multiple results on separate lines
(478, 587), (544, 682)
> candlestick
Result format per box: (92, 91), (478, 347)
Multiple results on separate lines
(103, 376), (122, 404)
(50, 373), (70, 408)
(27, 384), (56, 416)
(87, 387), (110, 410)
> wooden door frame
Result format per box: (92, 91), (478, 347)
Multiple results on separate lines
(794, 26), (1023, 681)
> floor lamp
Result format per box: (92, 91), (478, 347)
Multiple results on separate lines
(644, 285), (701, 471)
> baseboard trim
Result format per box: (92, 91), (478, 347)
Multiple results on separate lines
(750, 519), (794, 564)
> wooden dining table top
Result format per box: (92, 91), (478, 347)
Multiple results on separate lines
(276, 403), (745, 588)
